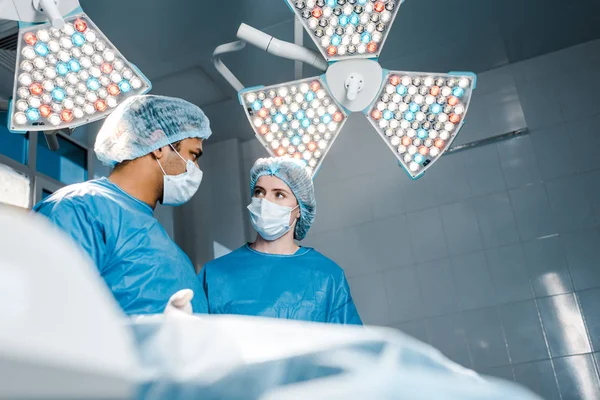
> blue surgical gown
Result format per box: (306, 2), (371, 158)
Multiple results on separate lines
(33, 177), (208, 315)
(199, 244), (362, 325)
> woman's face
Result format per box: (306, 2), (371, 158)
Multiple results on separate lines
(253, 175), (300, 225)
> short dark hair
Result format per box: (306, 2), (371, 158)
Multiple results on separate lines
(112, 140), (182, 171)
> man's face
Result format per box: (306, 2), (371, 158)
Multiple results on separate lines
(161, 138), (203, 175)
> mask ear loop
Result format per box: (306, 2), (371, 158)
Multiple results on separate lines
(169, 143), (188, 164)
(155, 143), (188, 176)
(156, 158), (167, 175)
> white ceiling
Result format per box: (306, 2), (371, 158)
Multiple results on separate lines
(11, 0), (600, 143)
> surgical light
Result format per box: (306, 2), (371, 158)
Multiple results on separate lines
(3, 0), (151, 134)
(239, 77), (348, 176)
(367, 72), (475, 176)
(291, 0), (400, 62)
(214, 0), (476, 179)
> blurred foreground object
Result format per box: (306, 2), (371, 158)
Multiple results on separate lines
(0, 206), (541, 400)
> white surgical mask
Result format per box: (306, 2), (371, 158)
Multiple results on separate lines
(247, 197), (299, 241)
(157, 145), (203, 206)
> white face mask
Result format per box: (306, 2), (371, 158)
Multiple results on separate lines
(157, 145), (203, 206)
(247, 197), (299, 241)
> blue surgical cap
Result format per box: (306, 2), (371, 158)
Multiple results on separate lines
(94, 95), (212, 166)
(250, 157), (316, 241)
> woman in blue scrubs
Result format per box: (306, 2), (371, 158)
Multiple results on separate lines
(200, 157), (362, 325)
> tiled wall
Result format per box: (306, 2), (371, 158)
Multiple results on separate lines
(236, 40), (600, 399)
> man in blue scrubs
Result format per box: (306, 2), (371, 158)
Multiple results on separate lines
(34, 95), (211, 315)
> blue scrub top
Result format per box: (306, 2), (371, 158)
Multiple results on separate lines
(33, 177), (208, 315)
(200, 244), (362, 325)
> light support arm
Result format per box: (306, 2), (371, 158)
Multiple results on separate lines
(212, 41), (247, 92)
(43, 130), (59, 151)
(213, 23), (329, 93)
(32, 0), (64, 29)
(0, 0), (79, 25)
(236, 23), (328, 71)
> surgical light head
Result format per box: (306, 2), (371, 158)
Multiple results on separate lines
(4, 1), (151, 134)
(239, 77), (348, 177)
(288, 0), (402, 62)
(367, 71), (476, 179)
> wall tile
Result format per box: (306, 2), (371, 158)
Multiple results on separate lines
(417, 259), (459, 318)
(499, 301), (549, 363)
(562, 229), (600, 291)
(531, 125), (579, 180)
(545, 174), (596, 234)
(554, 354), (600, 400)
(347, 273), (389, 326)
(356, 215), (416, 272)
(384, 266), (423, 324)
(497, 135), (542, 189)
(578, 288), (600, 352)
(440, 200), (484, 257)
(393, 319), (430, 344)
(463, 307), (510, 369)
(460, 145), (507, 197)
(509, 184), (557, 241)
(486, 244), (535, 303)
(452, 252), (497, 310)
(567, 114), (600, 173)
(523, 236), (573, 297)
(407, 208), (448, 263)
(537, 293), (591, 358)
(473, 192), (520, 249)
(513, 360), (561, 400)
(425, 313), (472, 368)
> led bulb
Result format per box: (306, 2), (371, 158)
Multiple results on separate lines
(32, 57), (46, 70)
(37, 29), (50, 42)
(42, 80), (54, 91)
(95, 41), (106, 52)
(84, 30), (97, 43)
(85, 92), (98, 102)
(18, 74), (32, 86)
(82, 43), (94, 55)
(48, 113), (61, 125)
(65, 86), (76, 97)
(72, 107), (83, 118)
(60, 37), (73, 49)
(63, 98), (74, 110)
(92, 53), (103, 65)
(89, 66), (101, 78)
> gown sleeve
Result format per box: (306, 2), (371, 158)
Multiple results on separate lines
(329, 270), (363, 325)
(197, 263), (212, 312)
(34, 197), (107, 272)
